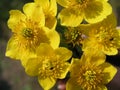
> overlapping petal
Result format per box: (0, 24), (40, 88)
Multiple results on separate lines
(34, 0), (57, 29)
(23, 2), (45, 26)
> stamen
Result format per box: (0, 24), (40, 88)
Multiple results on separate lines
(22, 28), (33, 38)
(83, 70), (96, 82)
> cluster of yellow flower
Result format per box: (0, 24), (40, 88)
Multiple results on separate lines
(5, 0), (120, 90)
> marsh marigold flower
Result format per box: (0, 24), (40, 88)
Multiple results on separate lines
(82, 14), (120, 55)
(25, 43), (72, 90)
(66, 54), (117, 90)
(6, 3), (60, 65)
(57, 0), (112, 27)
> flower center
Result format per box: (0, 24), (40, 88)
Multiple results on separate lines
(68, 0), (89, 15)
(42, 57), (54, 70)
(83, 70), (96, 82)
(76, 65), (104, 90)
(77, 0), (87, 4)
(38, 56), (65, 79)
(22, 28), (33, 38)
(64, 27), (83, 45)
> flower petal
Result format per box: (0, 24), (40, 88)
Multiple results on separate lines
(37, 0), (57, 16)
(25, 58), (40, 76)
(7, 10), (26, 32)
(36, 43), (54, 56)
(57, 0), (69, 7)
(34, 0), (57, 29)
(100, 62), (117, 84)
(5, 36), (21, 60)
(102, 47), (118, 55)
(59, 62), (70, 79)
(34, 0), (49, 12)
(66, 78), (82, 90)
(55, 47), (72, 61)
(45, 16), (57, 29)
(58, 9), (83, 27)
(23, 3), (45, 26)
(97, 85), (107, 90)
(82, 51), (106, 66)
(49, 0), (57, 16)
(44, 27), (60, 49)
(84, 1), (112, 23)
(38, 77), (56, 90)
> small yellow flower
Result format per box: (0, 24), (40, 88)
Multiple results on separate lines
(34, 0), (57, 29)
(82, 14), (120, 55)
(6, 3), (60, 65)
(57, 0), (112, 27)
(25, 43), (72, 90)
(66, 54), (117, 90)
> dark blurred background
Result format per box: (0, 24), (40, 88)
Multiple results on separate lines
(0, 0), (120, 90)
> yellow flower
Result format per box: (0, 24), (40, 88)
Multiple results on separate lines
(57, 0), (112, 27)
(82, 14), (120, 55)
(25, 43), (72, 90)
(66, 54), (117, 90)
(6, 3), (60, 64)
(34, 0), (57, 29)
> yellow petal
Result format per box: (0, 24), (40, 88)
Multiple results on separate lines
(82, 51), (106, 66)
(38, 77), (56, 90)
(97, 85), (107, 90)
(25, 58), (39, 76)
(45, 16), (57, 29)
(59, 62), (70, 79)
(84, 1), (112, 23)
(34, 0), (49, 12)
(49, 0), (57, 16)
(23, 3), (45, 26)
(55, 47), (72, 61)
(44, 27), (60, 49)
(102, 47), (118, 55)
(66, 78), (81, 90)
(5, 36), (22, 60)
(36, 43), (54, 56)
(70, 58), (81, 76)
(58, 9), (83, 27)
(35, 0), (57, 16)
(57, 0), (69, 7)
(101, 62), (117, 83)
(7, 10), (26, 32)
(44, 0), (57, 29)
